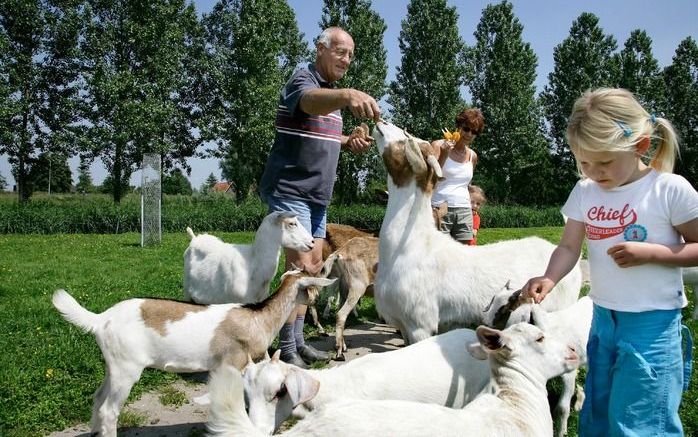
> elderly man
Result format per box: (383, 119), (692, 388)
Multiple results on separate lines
(259, 27), (380, 367)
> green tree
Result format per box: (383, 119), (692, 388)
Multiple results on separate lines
(613, 29), (665, 111)
(319, 0), (388, 204)
(540, 12), (617, 200)
(0, 0), (85, 202)
(388, 0), (465, 140)
(82, 0), (205, 203)
(99, 173), (131, 195)
(663, 37), (698, 184)
(464, 1), (553, 205)
(203, 0), (307, 202)
(28, 151), (72, 193)
(76, 156), (94, 193)
(162, 168), (192, 195)
(201, 172), (218, 194)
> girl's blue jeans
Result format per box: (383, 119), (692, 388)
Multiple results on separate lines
(579, 304), (692, 437)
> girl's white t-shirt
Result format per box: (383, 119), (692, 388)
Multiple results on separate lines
(563, 170), (698, 312)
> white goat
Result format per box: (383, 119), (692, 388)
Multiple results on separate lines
(317, 236), (379, 359)
(372, 121), (582, 344)
(241, 328), (490, 434)
(51, 271), (335, 437)
(207, 323), (580, 437)
(684, 266), (698, 319)
(183, 211), (314, 304)
(483, 284), (592, 437)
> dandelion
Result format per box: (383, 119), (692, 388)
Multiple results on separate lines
(45, 368), (54, 379)
(442, 128), (460, 142)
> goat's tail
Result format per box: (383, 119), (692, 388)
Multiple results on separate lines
(186, 227), (196, 239)
(52, 289), (101, 334)
(207, 364), (266, 437)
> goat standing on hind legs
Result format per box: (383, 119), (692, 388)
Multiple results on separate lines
(372, 121), (582, 345)
(51, 271), (335, 437)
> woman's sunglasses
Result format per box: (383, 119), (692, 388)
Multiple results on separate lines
(458, 126), (481, 135)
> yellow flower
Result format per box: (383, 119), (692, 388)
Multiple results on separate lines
(45, 368), (54, 379)
(442, 128), (460, 142)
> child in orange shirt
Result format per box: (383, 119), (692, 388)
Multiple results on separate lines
(468, 185), (486, 245)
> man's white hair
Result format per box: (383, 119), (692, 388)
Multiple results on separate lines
(316, 27), (347, 48)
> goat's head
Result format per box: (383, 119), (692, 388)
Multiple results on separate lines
(279, 268), (337, 306)
(242, 350), (320, 434)
(468, 323), (579, 380)
(266, 212), (315, 252)
(482, 281), (535, 330)
(373, 121), (443, 192)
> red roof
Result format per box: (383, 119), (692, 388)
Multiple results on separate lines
(212, 182), (232, 192)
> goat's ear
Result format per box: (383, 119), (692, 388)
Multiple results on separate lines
(467, 342), (488, 360)
(426, 154), (443, 179)
(504, 279), (512, 290)
(264, 350), (271, 361)
(476, 325), (505, 352)
(271, 349), (282, 363)
(285, 367), (320, 407)
(246, 353), (254, 367)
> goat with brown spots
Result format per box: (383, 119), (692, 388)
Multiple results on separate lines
(51, 271), (335, 437)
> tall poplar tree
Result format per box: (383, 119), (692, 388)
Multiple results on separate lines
(464, 1), (552, 205)
(320, 0), (387, 204)
(613, 29), (665, 111)
(388, 0), (465, 140)
(0, 0), (85, 202)
(663, 37), (698, 184)
(82, 0), (204, 203)
(540, 13), (617, 198)
(203, 0), (307, 201)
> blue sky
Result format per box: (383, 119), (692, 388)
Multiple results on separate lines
(1, 0), (696, 191)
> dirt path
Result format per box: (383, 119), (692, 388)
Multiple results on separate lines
(48, 321), (404, 437)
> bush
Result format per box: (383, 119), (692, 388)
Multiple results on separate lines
(0, 192), (564, 234)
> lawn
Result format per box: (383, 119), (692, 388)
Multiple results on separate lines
(0, 228), (695, 436)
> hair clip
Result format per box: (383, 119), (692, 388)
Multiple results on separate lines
(649, 113), (657, 125)
(615, 120), (632, 138)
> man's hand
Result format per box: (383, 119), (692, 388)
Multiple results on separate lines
(607, 242), (655, 268)
(345, 89), (381, 122)
(346, 123), (373, 153)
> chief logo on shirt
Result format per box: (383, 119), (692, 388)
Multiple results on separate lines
(585, 203), (638, 240)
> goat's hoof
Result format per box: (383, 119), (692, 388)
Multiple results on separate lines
(333, 353), (346, 361)
(318, 331), (330, 337)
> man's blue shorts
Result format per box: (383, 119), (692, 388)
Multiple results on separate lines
(262, 193), (327, 239)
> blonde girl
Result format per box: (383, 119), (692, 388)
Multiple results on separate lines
(522, 88), (698, 436)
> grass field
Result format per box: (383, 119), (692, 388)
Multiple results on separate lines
(0, 228), (695, 436)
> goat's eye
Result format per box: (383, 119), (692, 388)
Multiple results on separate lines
(276, 384), (287, 398)
(536, 335), (545, 343)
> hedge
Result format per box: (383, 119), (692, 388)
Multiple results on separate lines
(0, 193), (563, 234)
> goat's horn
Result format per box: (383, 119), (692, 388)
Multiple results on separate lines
(405, 138), (427, 173)
(426, 154), (443, 179)
(247, 353), (254, 366)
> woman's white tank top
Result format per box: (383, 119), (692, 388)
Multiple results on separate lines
(431, 156), (473, 207)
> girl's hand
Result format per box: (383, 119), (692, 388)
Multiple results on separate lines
(440, 139), (455, 152)
(607, 242), (655, 267)
(522, 276), (556, 304)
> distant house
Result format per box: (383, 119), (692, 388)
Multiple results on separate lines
(211, 181), (234, 195)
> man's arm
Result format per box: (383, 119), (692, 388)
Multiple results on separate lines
(300, 88), (380, 122)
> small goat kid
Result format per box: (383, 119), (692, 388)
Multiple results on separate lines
(317, 236), (379, 359)
(52, 271), (335, 437)
(372, 121), (582, 345)
(207, 323), (579, 437)
(183, 211), (314, 304)
(241, 328), (490, 434)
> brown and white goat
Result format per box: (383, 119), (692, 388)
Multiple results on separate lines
(318, 236), (379, 359)
(52, 271), (335, 437)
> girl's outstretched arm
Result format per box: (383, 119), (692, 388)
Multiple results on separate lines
(523, 218), (586, 303)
